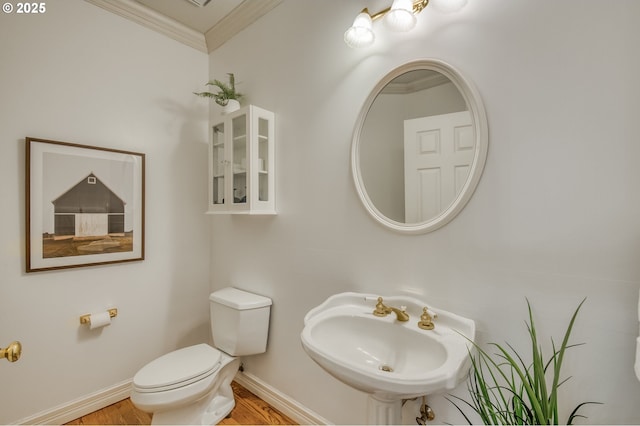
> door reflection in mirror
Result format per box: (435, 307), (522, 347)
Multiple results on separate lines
(359, 70), (467, 223)
(404, 111), (473, 222)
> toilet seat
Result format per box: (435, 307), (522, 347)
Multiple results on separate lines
(133, 344), (221, 393)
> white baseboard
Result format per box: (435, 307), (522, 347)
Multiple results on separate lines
(234, 371), (331, 425)
(15, 379), (132, 425)
(16, 374), (325, 425)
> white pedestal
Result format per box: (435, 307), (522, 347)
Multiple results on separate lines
(366, 395), (403, 425)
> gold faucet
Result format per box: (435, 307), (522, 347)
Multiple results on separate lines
(372, 297), (409, 322)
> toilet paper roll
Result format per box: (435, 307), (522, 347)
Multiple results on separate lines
(89, 311), (112, 330)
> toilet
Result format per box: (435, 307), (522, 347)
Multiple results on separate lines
(130, 287), (272, 425)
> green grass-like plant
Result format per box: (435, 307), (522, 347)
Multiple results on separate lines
(193, 73), (243, 107)
(448, 298), (600, 425)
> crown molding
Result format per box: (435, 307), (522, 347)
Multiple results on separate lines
(382, 72), (451, 94)
(205, 0), (283, 53)
(85, 0), (283, 54)
(85, 0), (208, 53)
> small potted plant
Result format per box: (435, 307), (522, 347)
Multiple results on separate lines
(194, 73), (243, 114)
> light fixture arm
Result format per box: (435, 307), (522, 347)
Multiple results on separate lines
(364, 0), (429, 22)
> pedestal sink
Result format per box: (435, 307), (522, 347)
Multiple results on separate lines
(300, 292), (475, 424)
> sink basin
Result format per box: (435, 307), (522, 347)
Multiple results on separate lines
(305, 314), (452, 397)
(300, 292), (475, 419)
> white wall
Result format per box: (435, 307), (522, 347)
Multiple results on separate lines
(1, 1), (638, 424)
(0, 1), (210, 423)
(209, 0), (640, 424)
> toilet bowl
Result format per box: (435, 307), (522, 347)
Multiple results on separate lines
(130, 288), (272, 425)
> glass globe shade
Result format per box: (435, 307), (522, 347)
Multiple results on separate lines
(344, 12), (375, 48)
(385, 0), (417, 32)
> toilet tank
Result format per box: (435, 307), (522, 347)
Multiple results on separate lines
(209, 287), (272, 356)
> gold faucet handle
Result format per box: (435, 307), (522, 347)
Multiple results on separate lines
(373, 297), (389, 316)
(418, 307), (435, 330)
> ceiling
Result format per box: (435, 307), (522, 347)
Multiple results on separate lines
(135, 0), (243, 34)
(86, 0), (283, 53)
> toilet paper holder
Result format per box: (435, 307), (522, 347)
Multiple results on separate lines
(79, 308), (118, 325)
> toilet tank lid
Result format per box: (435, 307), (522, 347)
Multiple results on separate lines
(210, 287), (272, 310)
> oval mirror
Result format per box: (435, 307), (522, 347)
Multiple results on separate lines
(351, 59), (488, 234)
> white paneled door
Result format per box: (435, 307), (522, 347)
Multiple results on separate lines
(404, 111), (473, 222)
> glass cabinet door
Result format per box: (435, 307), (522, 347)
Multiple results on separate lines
(231, 114), (247, 205)
(257, 117), (270, 202)
(211, 123), (225, 205)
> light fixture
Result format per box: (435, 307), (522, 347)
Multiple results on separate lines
(385, 0), (417, 32)
(345, 0), (456, 48)
(344, 9), (375, 48)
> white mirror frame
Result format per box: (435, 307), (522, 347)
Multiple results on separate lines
(351, 59), (489, 234)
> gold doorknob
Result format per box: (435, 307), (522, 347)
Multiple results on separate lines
(1, 341), (22, 363)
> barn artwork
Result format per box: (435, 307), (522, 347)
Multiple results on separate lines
(46, 172), (131, 258)
(26, 137), (145, 272)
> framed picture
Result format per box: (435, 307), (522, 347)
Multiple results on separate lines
(26, 137), (145, 272)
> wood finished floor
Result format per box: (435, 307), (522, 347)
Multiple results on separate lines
(65, 381), (296, 425)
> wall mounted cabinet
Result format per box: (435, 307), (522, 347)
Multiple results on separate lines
(208, 105), (275, 214)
